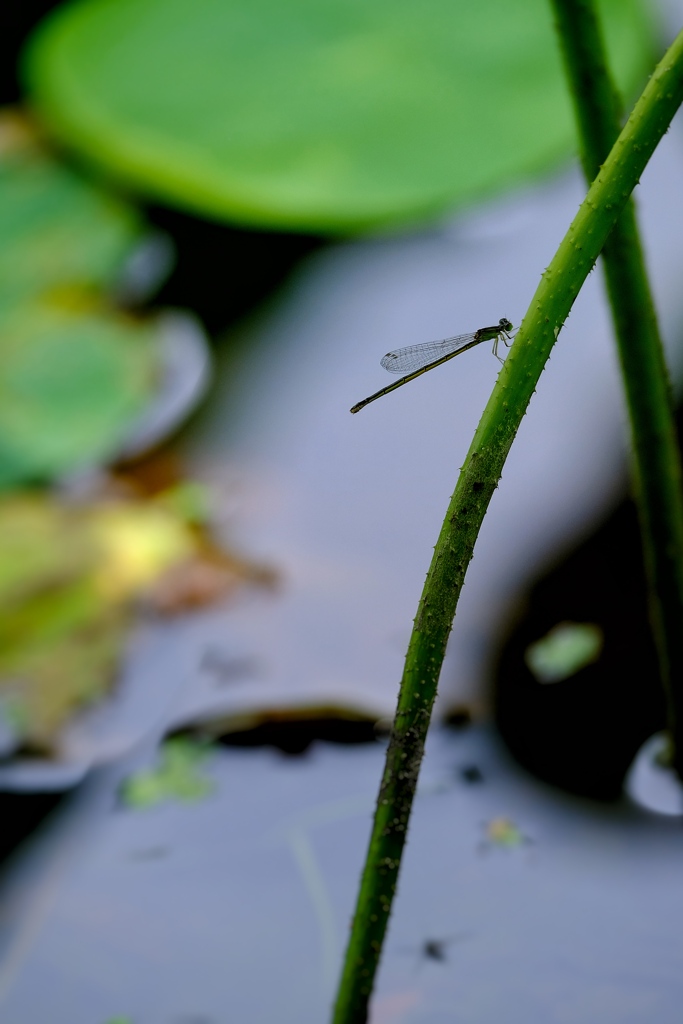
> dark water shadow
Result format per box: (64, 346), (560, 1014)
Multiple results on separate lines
(146, 205), (327, 336)
(494, 496), (666, 801)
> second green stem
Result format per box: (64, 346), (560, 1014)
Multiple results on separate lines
(551, 0), (683, 775)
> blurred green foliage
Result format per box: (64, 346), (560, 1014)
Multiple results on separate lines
(0, 301), (155, 486)
(24, 0), (653, 232)
(0, 120), (140, 305)
(0, 115), (158, 486)
(0, 491), (198, 750)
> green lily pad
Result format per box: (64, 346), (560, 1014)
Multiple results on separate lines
(23, 0), (652, 233)
(0, 112), (163, 487)
(0, 112), (142, 305)
(0, 301), (157, 487)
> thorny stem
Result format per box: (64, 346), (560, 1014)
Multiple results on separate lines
(332, 26), (683, 1024)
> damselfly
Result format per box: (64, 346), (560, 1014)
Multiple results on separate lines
(350, 317), (514, 414)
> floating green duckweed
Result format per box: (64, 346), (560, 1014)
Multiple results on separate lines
(121, 739), (215, 809)
(525, 621), (604, 683)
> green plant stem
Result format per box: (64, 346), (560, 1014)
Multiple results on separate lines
(550, 0), (683, 777)
(332, 27), (683, 1024)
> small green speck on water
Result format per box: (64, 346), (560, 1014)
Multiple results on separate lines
(120, 738), (214, 809)
(525, 621), (603, 683)
(484, 816), (528, 849)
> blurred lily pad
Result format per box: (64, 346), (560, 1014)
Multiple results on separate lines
(23, 0), (652, 232)
(0, 111), (172, 486)
(0, 110), (142, 305)
(0, 493), (198, 751)
(0, 300), (157, 487)
(0, 487), (273, 753)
